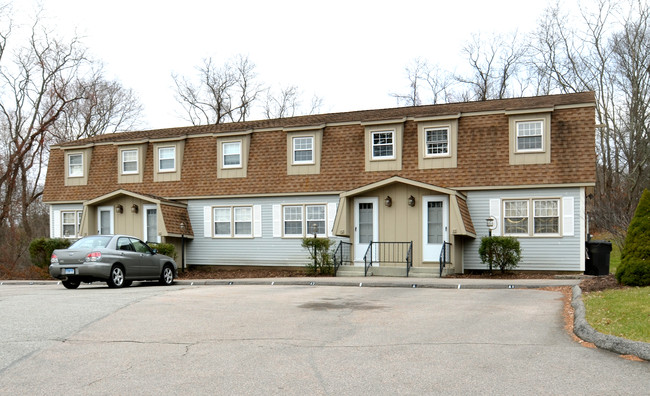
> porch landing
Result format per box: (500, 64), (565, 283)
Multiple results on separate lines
(336, 265), (444, 278)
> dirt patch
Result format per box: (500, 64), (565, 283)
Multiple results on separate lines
(578, 274), (625, 293)
(176, 266), (307, 279)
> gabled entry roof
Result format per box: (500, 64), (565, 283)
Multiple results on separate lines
(334, 176), (476, 238)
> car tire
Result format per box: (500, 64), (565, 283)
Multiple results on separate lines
(107, 265), (125, 288)
(159, 265), (174, 286)
(62, 280), (80, 289)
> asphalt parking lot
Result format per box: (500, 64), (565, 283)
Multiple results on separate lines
(0, 282), (647, 395)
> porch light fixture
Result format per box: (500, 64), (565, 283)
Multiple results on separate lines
(115, 204), (123, 214)
(310, 222), (319, 238)
(384, 196), (392, 207)
(407, 195), (416, 207)
(131, 204), (139, 214)
(486, 216), (497, 237)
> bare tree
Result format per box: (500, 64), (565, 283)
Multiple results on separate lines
(49, 67), (143, 144)
(391, 58), (454, 106)
(263, 85), (299, 119)
(456, 32), (528, 101)
(173, 55), (263, 125)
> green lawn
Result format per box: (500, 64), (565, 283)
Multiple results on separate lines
(608, 240), (621, 275)
(583, 287), (650, 343)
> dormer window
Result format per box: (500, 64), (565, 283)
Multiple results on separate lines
(425, 127), (449, 156)
(121, 149), (138, 174)
(293, 136), (314, 164)
(371, 130), (395, 159)
(68, 153), (83, 177)
(223, 141), (242, 168)
(158, 146), (176, 172)
(516, 120), (544, 152)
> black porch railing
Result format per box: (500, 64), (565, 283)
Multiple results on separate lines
(439, 241), (452, 277)
(364, 241), (413, 277)
(333, 241), (353, 275)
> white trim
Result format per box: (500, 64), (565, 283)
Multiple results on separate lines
(222, 141), (242, 169)
(120, 148), (139, 174)
(253, 205), (262, 238)
(203, 206), (212, 238)
(292, 136), (314, 165)
(51, 208), (61, 238)
(562, 197), (575, 237)
(272, 205), (282, 237)
(423, 126), (451, 158)
(370, 129), (396, 160)
(327, 202), (337, 237)
(489, 199), (501, 236)
(158, 146), (177, 173)
(579, 188), (586, 271)
(67, 153), (84, 177)
(354, 197), (378, 263)
(422, 195), (449, 262)
(97, 206), (114, 235)
(142, 204), (160, 243)
(515, 119), (544, 153)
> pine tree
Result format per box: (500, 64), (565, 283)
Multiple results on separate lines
(616, 189), (650, 286)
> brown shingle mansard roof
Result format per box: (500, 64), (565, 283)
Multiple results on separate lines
(56, 92), (595, 147)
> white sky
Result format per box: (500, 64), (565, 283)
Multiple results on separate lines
(19, 0), (582, 130)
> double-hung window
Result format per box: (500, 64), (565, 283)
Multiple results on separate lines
(504, 199), (560, 236)
(68, 154), (83, 177)
(371, 131), (394, 159)
(306, 205), (326, 234)
(282, 204), (327, 237)
(533, 199), (559, 234)
(504, 200), (529, 235)
(213, 206), (253, 237)
(158, 146), (176, 172)
(283, 206), (303, 236)
(223, 142), (241, 168)
(61, 210), (82, 238)
(293, 136), (313, 164)
(425, 127), (449, 156)
(121, 149), (138, 174)
(516, 120), (543, 152)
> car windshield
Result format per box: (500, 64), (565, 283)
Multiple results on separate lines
(69, 236), (112, 250)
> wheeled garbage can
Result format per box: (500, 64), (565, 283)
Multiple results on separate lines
(585, 240), (612, 276)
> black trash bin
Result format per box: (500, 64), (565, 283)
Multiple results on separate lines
(585, 240), (612, 276)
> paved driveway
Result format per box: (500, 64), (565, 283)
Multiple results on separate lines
(0, 283), (647, 395)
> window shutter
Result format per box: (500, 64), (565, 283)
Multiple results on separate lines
(253, 205), (262, 238)
(562, 197), (574, 236)
(327, 202), (337, 237)
(272, 205), (282, 237)
(203, 206), (212, 238)
(489, 199), (501, 236)
(51, 209), (61, 238)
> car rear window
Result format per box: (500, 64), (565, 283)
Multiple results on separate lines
(69, 236), (112, 250)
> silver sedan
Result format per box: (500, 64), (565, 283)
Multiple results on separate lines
(49, 235), (178, 289)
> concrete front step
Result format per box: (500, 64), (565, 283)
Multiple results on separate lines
(336, 265), (442, 278)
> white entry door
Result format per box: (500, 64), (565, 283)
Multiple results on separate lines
(97, 206), (114, 235)
(422, 196), (449, 262)
(354, 197), (378, 264)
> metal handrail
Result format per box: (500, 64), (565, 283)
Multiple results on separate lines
(439, 241), (452, 277)
(333, 241), (352, 275)
(364, 241), (413, 277)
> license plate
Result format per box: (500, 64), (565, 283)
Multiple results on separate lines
(64, 268), (75, 275)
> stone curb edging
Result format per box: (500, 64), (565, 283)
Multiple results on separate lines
(571, 285), (650, 361)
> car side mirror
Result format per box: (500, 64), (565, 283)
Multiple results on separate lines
(152, 248), (158, 255)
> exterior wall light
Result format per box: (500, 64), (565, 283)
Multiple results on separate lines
(486, 216), (497, 237)
(131, 204), (139, 214)
(115, 204), (123, 214)
(407, 195), (416, 207)
(384, 196), (392, 207)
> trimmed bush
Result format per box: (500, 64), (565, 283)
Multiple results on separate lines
(150, 242), (177, 260)
(29, 238), (72, 269)
(616, 189), (650, 286)
(478, 236), (522, 273)
(302, 237), (334, 276)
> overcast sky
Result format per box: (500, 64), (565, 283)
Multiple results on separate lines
(21, 0), (582, 130)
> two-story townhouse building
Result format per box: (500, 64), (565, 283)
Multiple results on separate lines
(43, 91), (596, 276)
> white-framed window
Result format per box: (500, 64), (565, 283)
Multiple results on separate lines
(213, 207), (232, 237)
(503, 198), (561, 236)
(283, 206), (303, 236)
(533, 199), (560, 234)
(516, 120), (544, 152)
(282, 204), (327, 237)
(61, 210), (82, 238)
(158, 146), (176, 172)
(306, 205), (326, 235)
(293, 136), (313, 164)
(68, 153), (83, 177)
(504, 200), (529, 235)
(121, 149), (138, 174)
(223, 141), (242, 168)
(234, 207), (252, 237)
(212, 206), (252, 238)
(371, 130), (394, 159)
(425, 127), (449, 156)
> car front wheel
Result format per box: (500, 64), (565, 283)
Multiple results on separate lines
(159, 265), (174, 286)
(62, 280), (80, 289)
(107, 265), (125, 288)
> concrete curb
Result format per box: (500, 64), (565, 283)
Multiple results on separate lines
(571, 285), (650, 361)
